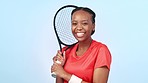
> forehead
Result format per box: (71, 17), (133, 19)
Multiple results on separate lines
(72, 10), (92, 19)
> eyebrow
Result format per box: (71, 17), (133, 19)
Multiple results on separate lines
(72, 20), (89, 22)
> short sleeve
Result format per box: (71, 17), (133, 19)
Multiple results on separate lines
(94, 44), (112, 70)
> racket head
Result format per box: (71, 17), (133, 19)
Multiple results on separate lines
(53, 5), (78, 51)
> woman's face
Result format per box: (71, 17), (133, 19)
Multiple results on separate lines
(71, 10), (95, 42)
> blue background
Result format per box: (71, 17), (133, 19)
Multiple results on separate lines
(0, 0), (148, 83)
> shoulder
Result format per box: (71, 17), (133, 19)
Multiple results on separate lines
(93, 40), (112, 69)
(91, 40), (109, 50)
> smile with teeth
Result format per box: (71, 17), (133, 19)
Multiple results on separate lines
(76, 32), (85, 37)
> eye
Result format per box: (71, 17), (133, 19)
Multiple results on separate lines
(82, 22), (88, 26)
(72, 22), (77, 26)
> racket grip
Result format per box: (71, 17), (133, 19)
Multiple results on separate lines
(51, 60), (61, 78)
(51, 72), (57, 78)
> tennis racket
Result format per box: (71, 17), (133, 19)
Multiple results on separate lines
(51, 5), (78, 78)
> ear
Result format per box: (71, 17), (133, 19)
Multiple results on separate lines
(93, 28), (95, 31)
(91, 23), (95, 35)
(92, 23), (95, 31)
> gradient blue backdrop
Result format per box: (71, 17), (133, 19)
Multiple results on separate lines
(0, 0), (148, 83)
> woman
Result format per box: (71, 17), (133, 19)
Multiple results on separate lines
(51, 6), (112, 83)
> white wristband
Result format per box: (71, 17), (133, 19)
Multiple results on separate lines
(68, 75), (82, 83)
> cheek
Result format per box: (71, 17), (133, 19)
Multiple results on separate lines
(87, 26), (94, 34)
(85, 25), (91, 31)
(71, 26), (75, 34)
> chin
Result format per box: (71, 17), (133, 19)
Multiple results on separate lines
(76, 38), (86, 42)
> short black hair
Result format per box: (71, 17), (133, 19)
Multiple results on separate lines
(71, 7), (96, 35)
(71, 7), (96, 23)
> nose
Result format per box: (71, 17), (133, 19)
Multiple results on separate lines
(76, 24), (83, 31)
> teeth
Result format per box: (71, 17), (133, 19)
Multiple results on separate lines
(77, 33), (84, 37)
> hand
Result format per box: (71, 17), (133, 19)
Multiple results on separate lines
(53, 50), (66, 66)
(51, 62), (66, 78)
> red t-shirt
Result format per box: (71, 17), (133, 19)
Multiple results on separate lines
(63, 40), (112, 83)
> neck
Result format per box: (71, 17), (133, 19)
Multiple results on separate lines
(77, 38), (93, 52)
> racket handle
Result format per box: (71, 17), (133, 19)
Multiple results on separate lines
(51, 72), (57, 78)
(51, 60), (61, 78)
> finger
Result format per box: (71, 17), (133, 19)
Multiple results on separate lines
(58, 50), (62, 54)
(51, 64), (58, 70)
(53, 56), (57, 60)
(57, 53), (61, 56)
(53, 57), (58, 63)
(56, 53), (63, 61)
(63, 51), (66, 60)
(56, 52), (62, 58)
(56, 50), (62, 56)
(56, 56), (64, 63)
(57, 54), (63, 59)
(51, 65), (55, 72)
(53, 62), (58, 65)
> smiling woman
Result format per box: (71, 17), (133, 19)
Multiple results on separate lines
(1, 0), (148, 83)
(51, 6), (112, 83)
(71, 8), (95, 43)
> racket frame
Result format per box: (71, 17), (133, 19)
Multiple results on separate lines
(53, 5), (78, 52)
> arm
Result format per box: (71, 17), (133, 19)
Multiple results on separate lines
(56, 76), (63, 83)
(51, 50), (68, 83)
(92, 66), (109, 83)
(53, 65), (109, 83)
(81, 66), (109, 83)
(82, 44), (111, 83)
(52, 52), (110, 83)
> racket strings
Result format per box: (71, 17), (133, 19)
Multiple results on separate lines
(55, 7), (77, 45)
